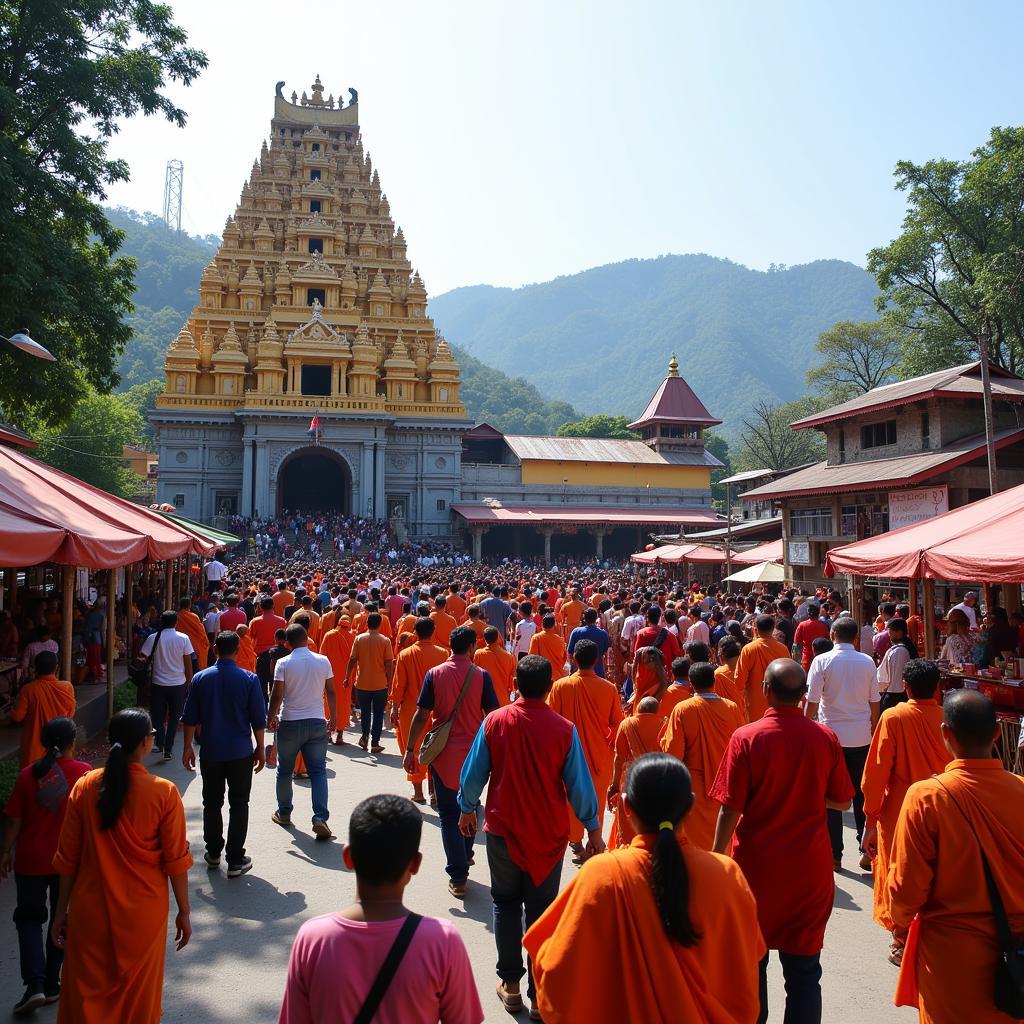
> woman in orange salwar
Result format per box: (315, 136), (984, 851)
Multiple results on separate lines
(52, 708), (193, 1024)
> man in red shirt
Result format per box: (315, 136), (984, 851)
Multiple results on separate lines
(793, 603), (830, 671)
(218, 593), (248, 634)
(711, 657), (853, 1024)
(631, 604), (682, 665)
(249, 596), (287, 701)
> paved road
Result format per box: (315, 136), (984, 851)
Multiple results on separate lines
(0, 721), (915, 1022)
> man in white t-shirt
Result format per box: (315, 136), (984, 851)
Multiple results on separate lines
(512, 602), (538, 659)
(203, 596), (222, 653)
(268, 623), (336, 839)
(806, 616), (880, 870)
(204, 557), (228, 587)
(139, 610), (195, 761)
(950, 591), (979, 629)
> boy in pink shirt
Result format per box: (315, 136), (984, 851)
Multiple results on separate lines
(278, 794), (483, 1024)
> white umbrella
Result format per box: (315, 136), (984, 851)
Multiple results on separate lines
(723, 560), (785, 583)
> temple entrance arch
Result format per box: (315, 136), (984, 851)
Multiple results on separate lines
(277, 447), (351, 514)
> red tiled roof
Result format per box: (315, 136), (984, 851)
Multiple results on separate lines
(451, 504), (724, 527)
(628, 374), (721, 429)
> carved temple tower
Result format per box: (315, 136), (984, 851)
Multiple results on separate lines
(153, 77), (469, 532)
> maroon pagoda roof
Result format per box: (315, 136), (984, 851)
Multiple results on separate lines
(628, 355), (721, 430)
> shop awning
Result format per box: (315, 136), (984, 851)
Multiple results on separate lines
(0, 447), (215, 569)
(156, 511), (241, 550)
(825, 482), (1024, 582)
(631, 543), (729, 565)
(452, 504), (725, 527)
(731, 538), (784, 565)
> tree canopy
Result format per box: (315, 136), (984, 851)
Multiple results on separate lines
(736, 396), (826, 472)
(555, 414), (638, 439)
(868, 125), (1024, 376)
(0, 1), (206, 427)
(805, 320), (904, 402)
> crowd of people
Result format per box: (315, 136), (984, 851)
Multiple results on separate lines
(1, 536), (1024, 1023)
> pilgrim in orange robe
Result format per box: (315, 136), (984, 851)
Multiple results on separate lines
(658, 679), (694, 719)
(393, 613), (417, 654)
(887, 759), (1024, 1024)
(733, 635), (789, 722)
(429, 609), (457, 649)
(175, 608), (210, 669)
(860, 697), (948, 932)
(319, 624), (354, 732)
(713, 663), (743, 708)
(319, 607), (337, 636)
(608, 710), (665, 849)
(474, 641), (516, 705)
(661, 695), (745, 849)
(547, 669), (623, 843)
(391, 639), (448, 784)
(557, 597), (585, 638)
(235, 628), (257, 673)
(54, 764), (193, 1023)
(11, 674), (77, 766)
(445, 592), (467, 622)
(462, 616), (487, 650)
(529, 628), (567, 677)
(523, 832), (765, 1024)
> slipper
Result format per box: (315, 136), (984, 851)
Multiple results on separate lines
(412, 795), (427, 805)
(448, 881), (467, 898)
(496, 980), (523, 1013)
(370, 745), (385, 754)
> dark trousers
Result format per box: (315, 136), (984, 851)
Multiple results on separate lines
(255, 651), (273, 704)
(758, 951), (822, 1024)
(200, 755), (254, 865)
(827, 744), (869, 859)
(487, 832), (562, 1001)
(879, 690), (909, 714)
(431, 767), (474, 885)
(358, 688), (388, 745)
(14, 873), (62, 989)
(151, 684), (188, 754)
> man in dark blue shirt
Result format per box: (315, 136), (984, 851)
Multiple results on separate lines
(567, 607), (611, 678)
(182, 631), (267, 877)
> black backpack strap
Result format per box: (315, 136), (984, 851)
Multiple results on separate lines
(353, 913), (423, 1024)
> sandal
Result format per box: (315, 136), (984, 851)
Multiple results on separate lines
(569, 841), (585, 865)
(496, 980), (523, 1013)
(448, 880), (467, 898)
(888, 943), (904, 967)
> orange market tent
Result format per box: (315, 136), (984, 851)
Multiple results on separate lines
(824, 482), (1024, 583)
(731, 538), (784, 565)
(631, 543), (729, 565)
(0, 446), (215, 569)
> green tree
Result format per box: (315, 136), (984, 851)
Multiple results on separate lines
(806, 320), (904, 401)
(704, 430), (733, 508)
(555, 414), (639, 439)
(31, 387), (145, 496)
(0, 2), (206, 428)
(736, 396), (827, 472)
(119, 377), (164, 447)
(867, 126), (1024, 376)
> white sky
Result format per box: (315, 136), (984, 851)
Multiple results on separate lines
(104, 0), (1024, 295)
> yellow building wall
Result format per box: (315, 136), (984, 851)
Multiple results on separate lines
(521, 459), (711, 490)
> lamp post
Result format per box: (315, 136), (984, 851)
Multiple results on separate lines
(1, 329), (55, 361)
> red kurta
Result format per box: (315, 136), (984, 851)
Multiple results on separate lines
(709, 706), (853, 954)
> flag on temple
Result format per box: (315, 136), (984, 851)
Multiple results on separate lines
(308, 415), (319, 437)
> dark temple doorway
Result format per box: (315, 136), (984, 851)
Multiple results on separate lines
(278, 450), (349, 513)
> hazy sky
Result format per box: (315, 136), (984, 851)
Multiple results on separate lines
(105, 0), (1024, 296)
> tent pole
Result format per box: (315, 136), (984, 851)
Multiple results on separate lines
(61, 566), (74, 681)
(923, 579), (937, 660)
(106, 569), (117, 719)
(163, 559), (173, 610)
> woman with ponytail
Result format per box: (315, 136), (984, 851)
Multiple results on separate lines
(50, 708), (193, 1023)
(1, 717), (89, 1015)
(524, 753), (765, 1024)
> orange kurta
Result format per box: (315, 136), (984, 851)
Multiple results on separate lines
(392, 641), (448, 783)
(860, 698), (948, 930)
(733, 636), (789, 722)
(236, 633), (257, 673)
(462, 617), (487, 650)
(54, 764), (193, 1024)
(429, 610), (457, 649)
(529, 629), (567, 677)
(608, 713), (665, 849)
(393, 613), (417, 653)
(661, 695), (745, 849)
(557, 599), (585, 638)
(474, 643), (516, 705)
(713, 663), (743, 709)
(11, 674), (77, 767)
(175, 609), (210, 669)
(523, 832), (766, 1024)
(445, 593), (467, 622)
(548, 669), (624, 843)
(888, 760), (1024, 1024)
(319, 625), (354, 730)
(658, 681), (694, 719)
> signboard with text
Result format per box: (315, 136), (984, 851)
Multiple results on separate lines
(788, 541), (811, 565)
(888, 485), (949, 531)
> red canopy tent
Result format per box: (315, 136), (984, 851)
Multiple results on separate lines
(631, 543), (729, 565)
(731, 538), (784, 566)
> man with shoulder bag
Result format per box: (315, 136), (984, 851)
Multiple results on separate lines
(403, 627), (500, 899)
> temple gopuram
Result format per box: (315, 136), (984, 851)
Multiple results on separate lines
(153, 76), (468, 534)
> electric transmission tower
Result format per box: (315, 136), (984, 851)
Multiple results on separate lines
(163, 159), (184, 233)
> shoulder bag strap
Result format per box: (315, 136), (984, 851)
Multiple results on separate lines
(449, 662), (478, 720)
(352, 913), (423, 1024)
(934, 779), (1016, 953)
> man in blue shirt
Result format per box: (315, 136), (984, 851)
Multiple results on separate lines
(567, 607), (611, 678)
(479, 585), (513, 635)
(182, 630), (267, 877)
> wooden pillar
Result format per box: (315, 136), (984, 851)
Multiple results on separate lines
(163, 559), (173, 609)
(106, 568), (117, 719)
(923, 578), (937, 660)
(8, 567), (18, 614)
(541, 528), (553, 566)
(61, 565), (74, 681)
(142, 561), (151, 602)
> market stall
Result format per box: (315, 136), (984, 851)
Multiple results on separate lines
(730, 538), (784, 566)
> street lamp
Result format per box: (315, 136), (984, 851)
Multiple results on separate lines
(1, 329), (55, 361)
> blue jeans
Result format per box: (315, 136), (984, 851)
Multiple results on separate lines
(758, 951), (822, 1024)
(275, 718), (329, 823)
(487, 832), (562, 1001)
(431, 767), (474, 885)
(151, 683), (187, 754)
(14, 874), (62, 989)
(358, 688), (388, 745)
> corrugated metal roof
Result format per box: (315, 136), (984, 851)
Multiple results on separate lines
(451, 504), (725, 526)
(504, 434), (666, 464)
(718, 468), (775, 485)
(792, 362), (1024, 429)
(687, 516), (783, 541)
(740, 427), (1024, 500)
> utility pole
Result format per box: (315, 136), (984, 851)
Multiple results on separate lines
(163, 159), (184, 233)
(978, 321), (999, 495)
(724, 478), (733, 581)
